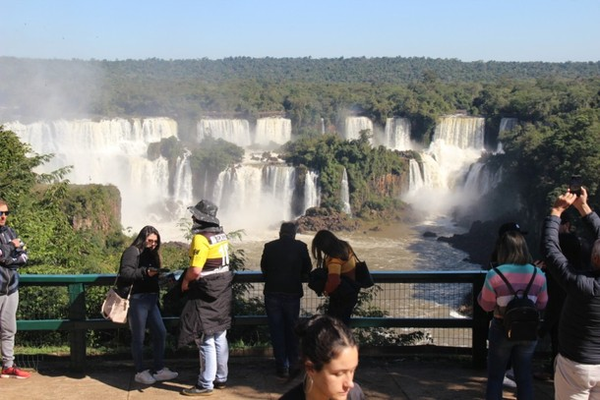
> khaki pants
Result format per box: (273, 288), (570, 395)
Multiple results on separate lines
(555, 353), (600, 400)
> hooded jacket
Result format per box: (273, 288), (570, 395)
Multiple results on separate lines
(0, 225), (28, 295)
(178, 226), (233, 347)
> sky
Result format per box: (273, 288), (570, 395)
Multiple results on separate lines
(1, 0), (600, 63)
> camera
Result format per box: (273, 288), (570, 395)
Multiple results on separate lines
(569, 175), (583, 196)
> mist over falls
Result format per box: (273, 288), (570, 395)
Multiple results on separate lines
(6, 115), (513, 241)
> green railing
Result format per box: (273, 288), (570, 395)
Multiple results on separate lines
(17, 270), (489, 370)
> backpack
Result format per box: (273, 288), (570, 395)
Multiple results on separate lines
(493, 267), (540, 341)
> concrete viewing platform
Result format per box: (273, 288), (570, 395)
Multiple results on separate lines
(2, 355), (554, 400)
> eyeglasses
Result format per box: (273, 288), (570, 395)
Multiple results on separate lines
(146, 239), (158, 244)
(0, 211), (10, 217)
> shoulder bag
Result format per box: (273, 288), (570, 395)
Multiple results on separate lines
(101, 274), (132, 324)
(354, 253), (375, 289)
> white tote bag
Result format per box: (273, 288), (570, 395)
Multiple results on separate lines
(101, 276), (132, 324)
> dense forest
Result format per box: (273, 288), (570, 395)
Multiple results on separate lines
(1, 56), (600, 270)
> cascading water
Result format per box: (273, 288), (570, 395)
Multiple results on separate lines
(213, 164), (318, 231)
(340, 168), (352, 216)
(344, 116), (373, 141)
(197, 119), (252, 147)
(404, 116), (487, 216)
(381, 117), (412, 150)
(6, 118), (186, 236)
(254, 117), (292, 147)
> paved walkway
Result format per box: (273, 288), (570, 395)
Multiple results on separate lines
(2, 355), (554, 400)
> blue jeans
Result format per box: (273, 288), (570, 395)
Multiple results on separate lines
(195, 330), (228, 389)
(486, 318), (537, 400)
(128, 293), (167, 373)
(265, 293), (301, 372)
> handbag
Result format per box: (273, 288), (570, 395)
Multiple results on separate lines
(101, 275), (132, 324)
(354, 254), (374, 289)
(308, 267), (328, 297)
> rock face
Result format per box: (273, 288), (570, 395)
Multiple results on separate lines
(296, 207), (359, 233)
(64, 184), (122, 235)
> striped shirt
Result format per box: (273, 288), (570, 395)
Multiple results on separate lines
(478, 263), (548, 319)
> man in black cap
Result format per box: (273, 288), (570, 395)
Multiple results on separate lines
(179, 200), (233, 396)
(260, 222), (312, 378)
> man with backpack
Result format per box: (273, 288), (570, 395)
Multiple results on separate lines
(543, 187), (600, 399)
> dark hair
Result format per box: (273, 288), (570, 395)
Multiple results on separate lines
(496, 230), (532, 265)
(296, 315), (357, 372)
(311, 230), (350, 266)
(131, 225), (161, 251)
(279, 221), (297, 238)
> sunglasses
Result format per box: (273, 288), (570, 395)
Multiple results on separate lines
(0, 211), (10, 217)
(146, 239), (158, 244)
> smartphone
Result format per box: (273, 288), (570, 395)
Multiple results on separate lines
(570, 175), (582, 196)
(148, 267), (170, 273)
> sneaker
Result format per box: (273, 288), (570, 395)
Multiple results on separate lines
(214, 381), (226, 389)
(1, 366), (31, 379)
(181, 385), (214, 396)
(134, 369), (156, 385)
(153, 367), (178, 381)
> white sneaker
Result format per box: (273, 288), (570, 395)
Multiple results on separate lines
(153, 367), (179, 381)
(135, 369), (157, 385)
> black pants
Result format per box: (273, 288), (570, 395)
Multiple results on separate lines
(326, 278), (359, 326)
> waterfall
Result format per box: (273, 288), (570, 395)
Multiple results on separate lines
(173, 150), (194, 209)
(408, 159), (424, 191)
(340, 168), (352, 216)
(495, 117), (517, 154)
(404, 116), (487, 215)
(433, 116), (484, 150)
(5, 117), (190, 237)
(382, 117), (411, 150)
(254, 117), (292, 147)
(344, 116), (373, 141)
(462, 162), (503, 195)
(304, 171), (320, 210)
(213, 164), (319, 231)
(197, 119), (252, 147)
(499, 117), (518, 133)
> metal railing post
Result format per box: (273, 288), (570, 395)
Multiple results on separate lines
(68, 283), (87, 371)
(471, 273), (488, 369)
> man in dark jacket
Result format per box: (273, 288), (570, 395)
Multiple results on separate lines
(261, 222), (312, 378)
(543, 187), (600, 399)
(0, 199), (30, 379)
(179, 200), (233, 396)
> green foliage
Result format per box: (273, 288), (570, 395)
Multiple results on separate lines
(282, 132), (407, 215)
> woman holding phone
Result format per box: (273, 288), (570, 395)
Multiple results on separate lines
(117, 225), (178, 385)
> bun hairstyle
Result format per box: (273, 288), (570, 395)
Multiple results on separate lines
(296, 314), (357, 372)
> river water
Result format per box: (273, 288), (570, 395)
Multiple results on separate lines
(233, 216), (479, 273)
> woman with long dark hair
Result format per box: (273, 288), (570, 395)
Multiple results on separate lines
(311, 230), (360, 326)
(117, 225), (178, 385)
(478, 230), (548, 399)
(279, 314), (365, 400)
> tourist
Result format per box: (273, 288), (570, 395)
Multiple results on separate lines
(543, 187), (600, 398)
(279, 314), (365, 400)
(179, 200), (233, 396)
(118, 225), (178, 385)
(0, 199), (31, 379)
(478, 228), (548, 399)
(261, 222), (312, 378)
(311, 230), (360, 326)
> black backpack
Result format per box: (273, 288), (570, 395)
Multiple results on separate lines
(493, 267), (540, 341)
